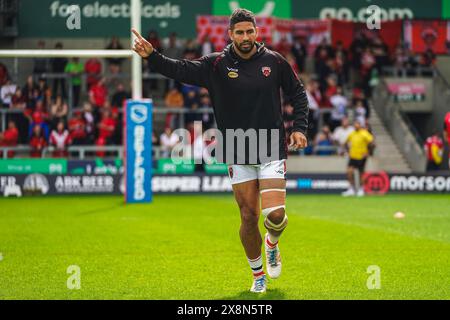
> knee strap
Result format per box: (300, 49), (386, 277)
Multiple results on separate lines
(264, 214), (288, 232)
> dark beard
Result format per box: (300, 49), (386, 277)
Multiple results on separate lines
(235, 41), (255, 54)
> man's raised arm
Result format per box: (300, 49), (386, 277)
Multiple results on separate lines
(131, 28), (210, 88)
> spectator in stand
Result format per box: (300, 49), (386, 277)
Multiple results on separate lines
(0, 62), (9, 87)
(160, 127), (180, 158)
(0, 121), (19, 158)
(420, 49), (436, 76)
(332, 117), (354, 156)
(200, 34), (215, 57)
(147, 30), (162, 52)
(106, 100), (122, 145)
(25, 99), (50, 139)
(404, 48), (419, 77)
(1, 79), (16, 108)
(37, 78), (51, 108)
(291, 36), (307, 74)
(50, 121), (71, 158)
(50, 42), (68, 99)
(11, 87), (26, 110)
(443, 112), (450, 169)
(199, 89), (214, 129)
(308, 79), (322, 107)
(89, 77), (108, 120)
(276, 35), (292, 58)
(10, 88), (28, 142)
(163, 32), (183, 91)
(22, 75), (37, 107)
(29, 124), (47, 158)
(286, 52), (299, 75)
(323, 76), (338, 111)
(111, 82), (131, 109)
(424, 131), (444, 171)
(50, 95), (68, 129)
(334, 41), (349, 85)
(360, 47), (376, 97)
(354, 99), (367, 128)
(350, 32), (370, 79)
(65, 57), (84, 107)
(183, 39), (200, 58)
(392, 45), (408, 76)
(68, 110), (87, 145)
(314, 125), (334, 156)
(164, 87), (184, 129)
(85, 57), (102, 91)
(163, 32), (183, 59)
(105, 36), (125, 74)
(352, 87), (370, 119)
(152, 129), (159, 146)
(305, 81), (320, 139)
(371, 36), (389, 73)
(95, 108), (115, 157)
(181, 82), (200, 126)
(33, 40), (49, 77)
(314, 38), (334, 63)
(82, 102), (95, 143)
(165, 87), (184, 108)
(315, 48), (333, 90)
(329, 86), (348, 131)
(420, 48), (436, 67)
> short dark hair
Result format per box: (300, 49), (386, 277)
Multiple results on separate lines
(229, 8), (256, 30)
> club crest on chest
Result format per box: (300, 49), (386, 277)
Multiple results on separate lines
(262, 66), (271, 77)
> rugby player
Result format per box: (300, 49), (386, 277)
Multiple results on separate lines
(132, 9), (309, 293)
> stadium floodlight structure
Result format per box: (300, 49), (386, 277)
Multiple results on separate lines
(0, 0), (153, 204)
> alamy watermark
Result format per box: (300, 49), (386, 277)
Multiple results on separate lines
(366, 5), (381, 30)
(66, 5), (81, 30)
(170, 121), (282, 165)
(366, 265), (381, 290)
(67, 265), (81, 290)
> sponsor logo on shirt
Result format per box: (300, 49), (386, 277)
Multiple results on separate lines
(228, 71), (239, 78)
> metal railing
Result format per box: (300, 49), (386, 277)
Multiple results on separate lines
(0, 144), (168, 160)
(372, 80), (426, 172)
(382, 66), (436, 78)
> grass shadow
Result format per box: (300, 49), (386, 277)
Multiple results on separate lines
(219, 288), (286, 300)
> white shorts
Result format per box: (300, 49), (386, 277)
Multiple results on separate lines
(227, 160), (287, 185)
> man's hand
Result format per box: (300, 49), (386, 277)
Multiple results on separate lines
(131, 28), (153, 58)
(289, 131), (308, 150)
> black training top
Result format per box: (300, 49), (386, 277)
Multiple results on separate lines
(147, 42), (309, 165)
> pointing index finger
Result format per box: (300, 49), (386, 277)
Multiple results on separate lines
(131, 28), (143, 40)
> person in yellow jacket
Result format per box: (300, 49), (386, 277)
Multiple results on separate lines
(424, 132), (444, 171)
(342, 120), (375, 197)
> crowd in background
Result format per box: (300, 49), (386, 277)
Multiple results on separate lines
(0, 30), (438, 159)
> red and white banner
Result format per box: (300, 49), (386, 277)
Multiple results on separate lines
(196, 16), (274, 51)
(331, 19), (402, 55)
(387, 82), (426, 95)
(404, 20), (450, 54)
(291, 20), (331, 55)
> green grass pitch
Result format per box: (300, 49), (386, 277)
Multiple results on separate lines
(0, 194), (449, 300)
